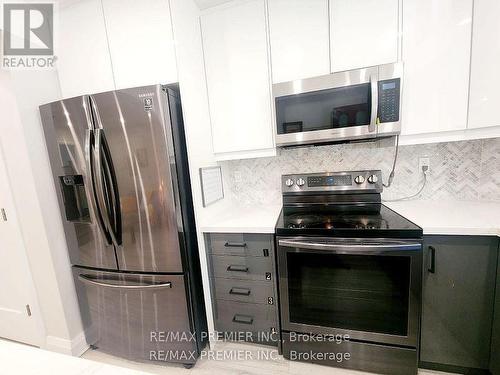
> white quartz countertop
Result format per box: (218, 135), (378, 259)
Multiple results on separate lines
(199, 199), (500, 237)
(198, 200), (281, 234)
(384, 200), (500, 237)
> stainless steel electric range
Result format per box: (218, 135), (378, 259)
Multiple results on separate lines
(275, 170), (423, 375)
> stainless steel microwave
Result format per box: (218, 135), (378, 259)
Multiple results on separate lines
(273, 63), (402, 147)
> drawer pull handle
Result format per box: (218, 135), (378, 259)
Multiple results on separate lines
(225, 242), (247, 248)
(227, 265), (248, 273)
(232, 314), (254, 325)
(229, 287), (251, 296)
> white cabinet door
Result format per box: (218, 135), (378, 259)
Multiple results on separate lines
(57, 0), (115, 97)
(468, 0), (500, 129)
(201, 0), (274, 157)
(330, 0), (399, 72)
(268, 0), (329, 83)
(101, 0), (178, 89)
(401, 0), (473, 135)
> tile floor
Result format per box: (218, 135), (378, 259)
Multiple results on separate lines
(0, 338), (455, 375)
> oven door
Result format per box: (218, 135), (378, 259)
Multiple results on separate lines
(277, 237), (422, 347)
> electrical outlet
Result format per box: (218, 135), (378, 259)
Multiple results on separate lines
(234, 170), (242, 183)
(419, 157), (430, 172)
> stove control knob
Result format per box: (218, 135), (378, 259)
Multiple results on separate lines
(354, 175), (365, 184)
(297, 178), (305, 187)
(368, 174), (378, 184)
(285, 178), (294, 187)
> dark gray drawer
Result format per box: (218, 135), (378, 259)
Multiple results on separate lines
(215, 300), (278, 345)
(208, 233), (272, 257)
(211, 255), (274, 281)
(213, 278), (276, 305)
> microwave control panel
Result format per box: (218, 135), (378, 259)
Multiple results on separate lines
(378, 78), (400, 123)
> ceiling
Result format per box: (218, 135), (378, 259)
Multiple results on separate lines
(194, 0), (234, 10)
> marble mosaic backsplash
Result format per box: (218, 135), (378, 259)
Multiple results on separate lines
(219, 137), (500, 206)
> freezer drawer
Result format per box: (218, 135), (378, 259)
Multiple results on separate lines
(73, 267), (198, 365)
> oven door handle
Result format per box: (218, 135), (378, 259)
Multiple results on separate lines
(278, 239), (421, 253)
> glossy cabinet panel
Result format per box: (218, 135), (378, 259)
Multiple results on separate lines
(330, 0), (399, 72)
(421, 235), (498, 370)
(56, 0), (115, 98)
(101, 0), (178, 89)
(401, 0), (473, 135)
(468, 0), (500, 129)
(201, 0), (274, 156)
(491, 242), (500, 375)
(268, 0), (330, 83)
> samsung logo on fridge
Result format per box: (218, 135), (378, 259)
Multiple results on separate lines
(138, 93), (155, 98)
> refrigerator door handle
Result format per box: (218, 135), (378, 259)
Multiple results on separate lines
(78, 274), (172, 290)
(85, 129), (112, 245)
(94, 128), (122, 247)
(99, 130), (122, 245)
(94, 128), (115, 243)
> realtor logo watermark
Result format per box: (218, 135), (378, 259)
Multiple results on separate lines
(2, 2), (56, 68)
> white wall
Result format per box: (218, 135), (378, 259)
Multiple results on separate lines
(0, 68), (86, 355)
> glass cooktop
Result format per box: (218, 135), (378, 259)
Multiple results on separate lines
(275, 204), (422, 238)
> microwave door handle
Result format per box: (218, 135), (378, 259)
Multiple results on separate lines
(85, 129), (112, 245)
(369, 75), (378, 133)
(278, 239), (421, 253)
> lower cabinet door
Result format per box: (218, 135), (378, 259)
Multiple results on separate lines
(491, 247), (500, 375)
(421, 236), (498, 370)
(73, 267), (198, 364)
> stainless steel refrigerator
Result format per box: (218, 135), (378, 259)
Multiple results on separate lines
(39, 84), (207, 368)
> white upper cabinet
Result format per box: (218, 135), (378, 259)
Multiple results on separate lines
(201, 0), (274, 158)
(401, 0), (473, 136)
(268, 0), (330, 83)
(101, 0), (178, 89)
(56, 0), (115, 98)
(468, 0), (500, 129)
(330, 0), (399, 73)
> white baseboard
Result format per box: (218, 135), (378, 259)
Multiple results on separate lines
(44, 331), (88, 357)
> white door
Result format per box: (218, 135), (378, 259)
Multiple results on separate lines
(468, 0), (500, 129)
(56, 0), (115, 97)
(330, 0), (399, 72)
(201, 0), (274, 159)
(268, 0), (330, 83)
(0, 146), (41, 346)
(401, 0), (473, 135)
(101, 0), (178, 89)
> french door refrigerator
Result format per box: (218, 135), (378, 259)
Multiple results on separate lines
(39, 84), (207, 367)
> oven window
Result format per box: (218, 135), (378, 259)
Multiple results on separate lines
(275, 83), (371, 135)
(287, 252), (410, 336)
